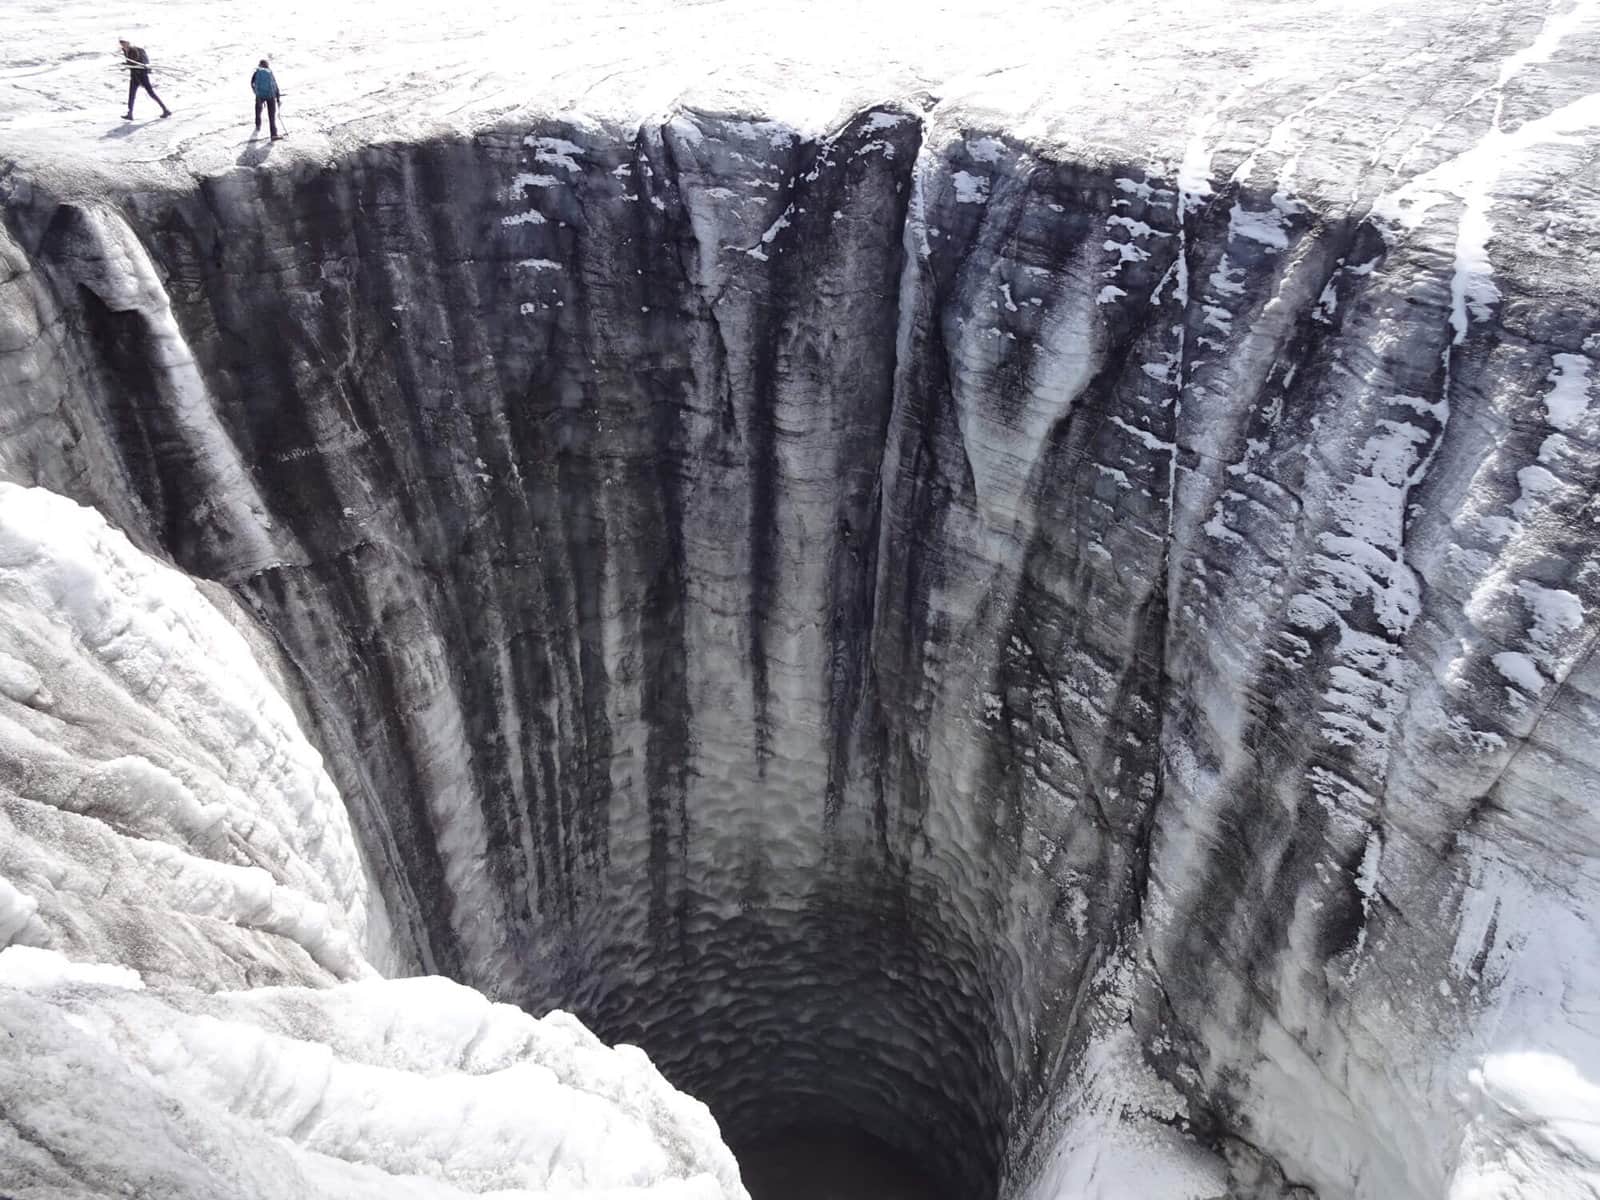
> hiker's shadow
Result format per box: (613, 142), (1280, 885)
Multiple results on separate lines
(102, 122), (147, 139)
(236, 140), (274, 167)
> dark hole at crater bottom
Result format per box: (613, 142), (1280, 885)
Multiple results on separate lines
(734, 1125), (961, 1200)
(566, 896), (1010, 1198)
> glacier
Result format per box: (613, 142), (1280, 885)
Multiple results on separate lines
(3, 0), (1600, 1197)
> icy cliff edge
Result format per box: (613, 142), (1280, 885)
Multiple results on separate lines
(0, 485), (747, 1200)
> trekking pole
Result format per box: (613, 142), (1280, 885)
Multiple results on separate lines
(111, 57), (190, 76)
(277, 92), (289, 136)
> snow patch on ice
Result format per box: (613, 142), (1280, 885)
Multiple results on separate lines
(0, 878), (42, 947)
(951, 170), (990, 204)
(1517, 580), (1584, 666)
(1178, 130), (1215, 214)
(1544, 353), (1594, 431)
(1512, 464), (1563, 520)
(1108, 415), (1170, 453)
(746, 205), (795, 258)
(1229, 202), (1289, 249)
(526, 136), (584, 174)
(1352, 833), (1382, 954)
(1012, 964), (1226, 1200)
(1449, 166), (1500, 344)
(863, 110), (912, 132)
(0, 945), (143, 991)
(724, 118), (796, 149)
(1106, 215), (1168, 239)
(1492, 651), (1544, 693)
(966, 136), (1007, 163)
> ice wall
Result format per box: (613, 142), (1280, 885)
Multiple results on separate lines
(3, 7), (1600, 1195)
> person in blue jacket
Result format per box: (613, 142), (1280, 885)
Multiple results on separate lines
(251, 59), (281, 140)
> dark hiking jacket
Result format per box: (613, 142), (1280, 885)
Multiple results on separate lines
(251, 68), (279, 100)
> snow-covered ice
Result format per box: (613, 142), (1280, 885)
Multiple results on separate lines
(0, 486), (747, 1200)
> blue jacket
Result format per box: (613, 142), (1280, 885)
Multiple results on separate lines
(251, 68), (278, 100)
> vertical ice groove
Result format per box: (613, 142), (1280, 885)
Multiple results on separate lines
(59, 206), (290, 577)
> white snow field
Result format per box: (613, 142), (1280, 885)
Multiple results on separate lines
(0, 0), (1587, 196)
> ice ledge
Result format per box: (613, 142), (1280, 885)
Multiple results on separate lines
(0, 480), (745, 1198)
(0, 946), (746, 1199)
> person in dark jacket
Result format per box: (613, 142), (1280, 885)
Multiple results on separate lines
(251, 60), (281, 140)
(119, 39), (171, 120)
